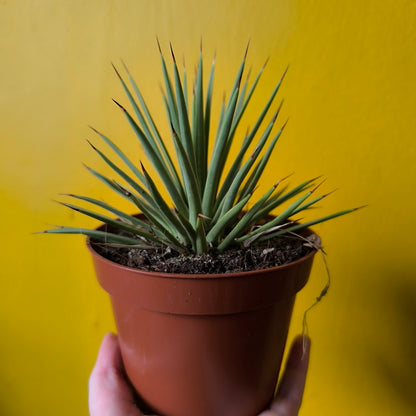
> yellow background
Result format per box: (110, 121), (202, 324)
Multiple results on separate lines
(1, 1), (415, 415)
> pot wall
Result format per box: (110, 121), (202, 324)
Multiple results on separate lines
(88, 242), (315, 416)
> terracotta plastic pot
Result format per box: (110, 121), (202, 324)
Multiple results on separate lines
(88, 233), (316, 416)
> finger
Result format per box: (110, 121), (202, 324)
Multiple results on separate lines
(89, 333), (144, 416)
(259, 335), (310, 416)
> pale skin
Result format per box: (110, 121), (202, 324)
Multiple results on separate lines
(89, 333), (310, 416)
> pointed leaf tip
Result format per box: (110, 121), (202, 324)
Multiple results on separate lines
(156, 36), (162, 53)
(88, 125), (100, 134)
(112, 99), (126, 112)
(277, 65), (290, 84)
(246, 67), (252, 81)
(281, 172), (295, 182)
(281, 118), (289, 130)
(60, 201), (81, 212)
(311, 179), (326, 193)
(170, 121), (178, 137)
(111, 62), (122, 79)
(310, 174), (323, 183)
(86, 139), (97, 151)
(323, 189), (337, 198)
(244, 40), (250, 59)
(120, 59), (130, 75)
(169, 43), (176, 63)
(273, 101), (284, 123)
(198, 213), (211, 220)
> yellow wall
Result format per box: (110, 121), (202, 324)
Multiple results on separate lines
(1, 1), (415, 415)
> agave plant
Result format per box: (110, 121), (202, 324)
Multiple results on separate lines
(44, 43), (358, 255)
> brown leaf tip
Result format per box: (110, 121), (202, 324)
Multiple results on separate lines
(281, 65), (289, 81)
(169, 43), (176, 63)
(111, 62), (122, 79)
(112, 99), (126, 112)
(311, 179), (326, 193)
(156, 36), (162, 54)
(170, 122), (178, 137)
(281, 118), (289, 130)
(121, 59), (130, 75)
(88, 125), (100, 135)
(86, 139), (97, 151)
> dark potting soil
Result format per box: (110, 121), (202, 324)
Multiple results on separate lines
(92, 233), (319, 274)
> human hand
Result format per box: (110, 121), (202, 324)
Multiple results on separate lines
(88, 333), (148, 416)
(89, 333), (310, 416)
(258, 335), (310, 416)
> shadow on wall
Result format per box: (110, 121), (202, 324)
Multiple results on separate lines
(369, 275), (416, 412)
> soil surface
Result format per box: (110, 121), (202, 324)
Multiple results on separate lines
(92, 233), (319, 274)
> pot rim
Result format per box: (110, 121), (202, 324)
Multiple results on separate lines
(86, 227), (318, 280)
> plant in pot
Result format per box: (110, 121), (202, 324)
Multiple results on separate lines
(43, 43), (359, 416)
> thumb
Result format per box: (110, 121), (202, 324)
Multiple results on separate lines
(88, 333), (144, 416)
(258, 335), (310, 416)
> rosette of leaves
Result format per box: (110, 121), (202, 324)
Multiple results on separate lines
(43, 43), (359, 255)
